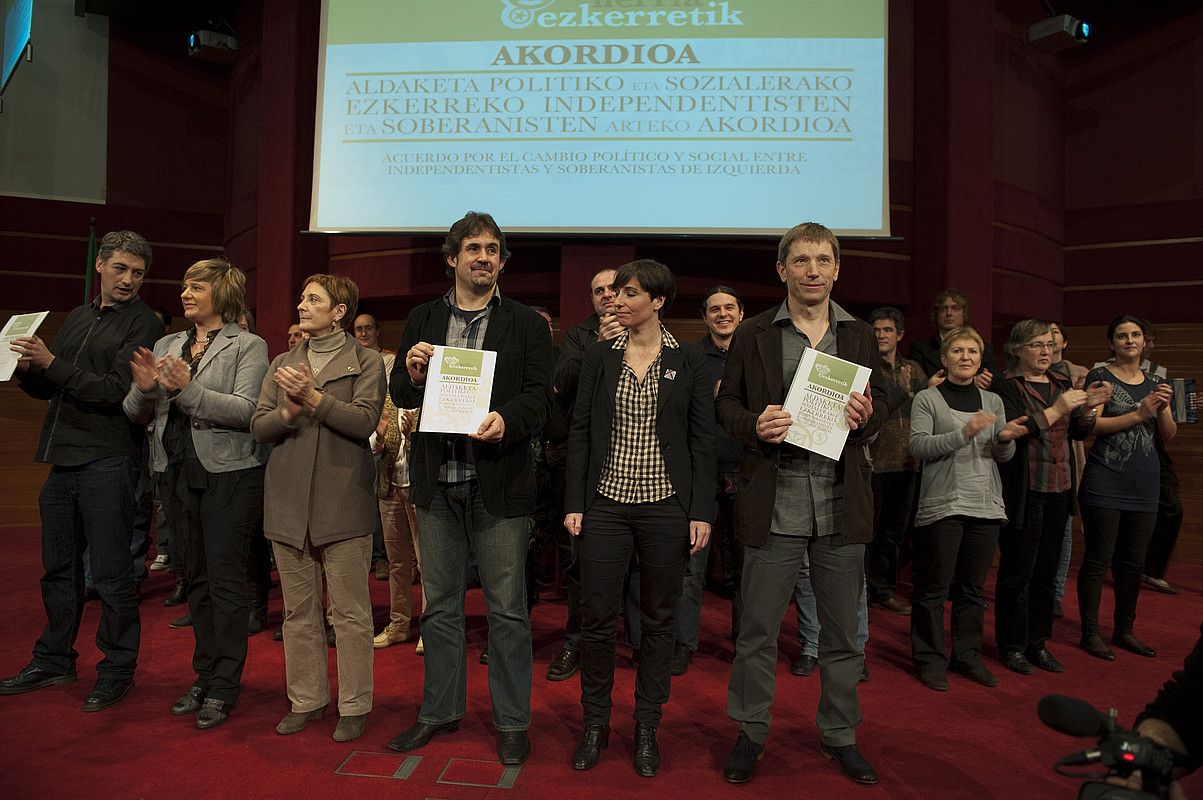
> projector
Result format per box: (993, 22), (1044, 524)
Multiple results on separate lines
(1027, 14), (1090, 52)
(187, 30), (239, 63)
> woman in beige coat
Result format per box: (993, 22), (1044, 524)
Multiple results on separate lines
(252, 273), (385, 743)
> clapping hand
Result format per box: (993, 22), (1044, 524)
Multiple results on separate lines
(129, 347), (159, 392)
(157, 355), (191, 393)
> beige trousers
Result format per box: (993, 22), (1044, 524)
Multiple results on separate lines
(274, 535), (374, 716)
(380, 484), (425, 631)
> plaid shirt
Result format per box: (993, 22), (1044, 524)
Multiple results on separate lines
(1004, 367), (1075, 493)
(596, 326), (678, 505)
(438, 287), (500, 484)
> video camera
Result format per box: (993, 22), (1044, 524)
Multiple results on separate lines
(1038, 694), (1178, 799)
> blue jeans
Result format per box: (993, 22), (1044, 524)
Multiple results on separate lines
(795, 548), (869, 658)
(33, 456), (141, 678)
(415, 480), (531, 731)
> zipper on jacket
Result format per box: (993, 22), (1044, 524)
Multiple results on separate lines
(40, 312), (101, 462)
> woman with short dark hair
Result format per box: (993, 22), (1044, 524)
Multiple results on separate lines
(1077, 315), (1176, 661)
(564, 259), (716, 777)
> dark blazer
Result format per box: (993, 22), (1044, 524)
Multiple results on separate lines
(391, 293), (552, 518)
(715, 305), (890, 548)
(565, 337), (717, 524)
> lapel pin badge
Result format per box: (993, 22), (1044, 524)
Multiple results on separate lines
(664, 369), (677, 380)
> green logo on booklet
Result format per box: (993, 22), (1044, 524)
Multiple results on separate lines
(808, 353), (856, 394)
(441, 348), (483, 377)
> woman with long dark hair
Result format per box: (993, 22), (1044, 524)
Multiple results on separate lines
(563, 259), (716, 777)
(1077, 315), (1176, 661)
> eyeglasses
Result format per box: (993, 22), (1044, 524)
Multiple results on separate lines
(1025, 342), (1056, 352)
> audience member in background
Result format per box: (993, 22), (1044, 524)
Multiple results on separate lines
(253, 274), (385, 743)
(908, 289), (995, 388)
(908, 326), (1025, 691)
(789, 559), (869, 680)
(232, 307), (271, 635)
(690, 286), (746, 662)
(287, 323), (305, 352)
(865, 306), (927, 615)
(1047, 321), (1088, 618)
(124, 260), (268, 729)
(563, 259), (715, 777)
(1136, 326), (1185, 596)
(717, 222), (887, 786)
(353, 312), (395, 583)
(148, 307), (177, 577)
(388, 212), (550, 766)
(546, 267), (621, 682)
(1, 230), (163, 711)
(1077, 315), (1175, 661)
(372, 395), (422, 650)
(991, 320), (1102, 677)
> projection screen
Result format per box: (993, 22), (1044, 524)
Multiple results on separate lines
(310, 0), (889, 236)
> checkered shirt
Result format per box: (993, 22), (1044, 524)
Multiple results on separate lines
(596, 326), (678, 505)
(438, 287), (499, 484)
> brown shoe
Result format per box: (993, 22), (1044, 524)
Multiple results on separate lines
(871, 596), (911, 615)
(373, 622), (410, 649)
(276, 705), (327, 735)
(333, 713), (368, 742)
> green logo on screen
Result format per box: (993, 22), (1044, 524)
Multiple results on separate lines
(499, 0), (744, 30)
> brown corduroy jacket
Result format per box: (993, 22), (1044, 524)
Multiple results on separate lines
(252, 333), (386, 548)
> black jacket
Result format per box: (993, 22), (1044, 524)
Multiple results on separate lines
(18, 297), (164, 466)
(391, 293), (552, 518)
(565, 337), (716, 523)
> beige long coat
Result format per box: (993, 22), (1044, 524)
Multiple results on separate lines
(251, 333), (385, 548)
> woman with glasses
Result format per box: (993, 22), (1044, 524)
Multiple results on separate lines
(1077, 316), (1176, 661)
(991, 320), (1105, 676)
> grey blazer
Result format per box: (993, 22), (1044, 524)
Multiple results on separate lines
(123, 322), (270, 474)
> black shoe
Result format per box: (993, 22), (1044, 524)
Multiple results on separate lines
(171, 685), (207, 715)
(386, 719), (460, 752)
(1112, 633), (1156, 658)
(1080, 634), (1116, 661)
(1001, 650), (1034, 675)
(82, 678), (135, 712)
(790, 654), (817, 677)
(196, 698), (231, 729)
(632, 722), (660, 777)
(919, 671), (949, 691)
(546, 647), (580, 681)
(820, 742), (878, 785)
(1027, 647), (1065, 673)
(0, 664), (77, 696)
(273, 627), (284, 642)
(248, 612), (265, 636)
(164, 582), (187, 607)
(572, 724), (610, 770)
(498, 730), (530, 765)
(722, 733), (764, 784)
(950, 661), (999, 687)
(169, 612), (193, 629)
(670, 644), (693, 676)
(479, 645), (489, 665)
(84, 585), (99, 602)
(325, 625), (336, 648)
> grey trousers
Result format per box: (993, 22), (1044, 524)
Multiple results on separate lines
(728, 533), (865, 747)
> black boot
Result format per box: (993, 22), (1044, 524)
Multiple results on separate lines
(164, 579), (187, 607)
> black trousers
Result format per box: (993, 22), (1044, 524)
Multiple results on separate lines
(1144, 465), (1181, 580)
(165, 463), (264, 704)
(867, 470), (917, 603)
(910, 516), (998, 676)
(995, 490), (1069, 655)
(1077, 503), (1156, 638)
(579, 494), (688, 727)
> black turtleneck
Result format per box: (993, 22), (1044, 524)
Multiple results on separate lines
(937, 379), (982, 413)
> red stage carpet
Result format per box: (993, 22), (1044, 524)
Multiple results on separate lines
(0, 525), (1199, 800)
